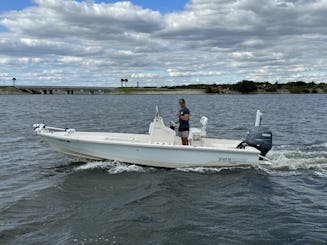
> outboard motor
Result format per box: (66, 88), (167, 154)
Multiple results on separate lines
(237, 110), (272, 158)
(244, 126), (272, 157)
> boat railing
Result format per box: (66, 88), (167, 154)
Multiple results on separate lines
(33, 124), (76, 134)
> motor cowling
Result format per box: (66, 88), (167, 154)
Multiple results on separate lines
(244, 126), (272, 157)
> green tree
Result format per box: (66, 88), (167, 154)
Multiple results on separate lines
(233, 80), (257, 94)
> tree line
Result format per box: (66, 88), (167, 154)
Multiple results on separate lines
(204, 80), (327, 94)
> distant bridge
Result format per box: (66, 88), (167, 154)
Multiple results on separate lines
(15, 85), (113, 95)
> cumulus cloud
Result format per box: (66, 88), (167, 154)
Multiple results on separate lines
(0, 0), (326, 86)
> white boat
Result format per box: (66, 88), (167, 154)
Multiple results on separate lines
(33, 109), (272, 168)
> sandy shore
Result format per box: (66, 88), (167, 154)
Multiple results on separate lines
(106, 89), (206, 95)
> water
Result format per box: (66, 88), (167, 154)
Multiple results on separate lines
(0, 94), (326, 244)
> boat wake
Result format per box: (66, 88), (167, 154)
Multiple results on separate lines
(260, 142), (327, 176)
(175, 166), (252, 174)
(71, 142), (326, 175)
(74, 160), (150, 174)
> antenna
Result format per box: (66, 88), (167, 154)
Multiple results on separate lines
(255, 110), (263, 127)
(155, 105), (159, 117)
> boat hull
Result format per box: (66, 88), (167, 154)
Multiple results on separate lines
(41, 133), (261, 168)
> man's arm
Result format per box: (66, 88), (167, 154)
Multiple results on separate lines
(180, 113), (189, 121)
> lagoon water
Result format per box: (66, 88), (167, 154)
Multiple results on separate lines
(0, 94), (326, 244)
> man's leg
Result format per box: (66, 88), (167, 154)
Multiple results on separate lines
(181, 137), (188, 145)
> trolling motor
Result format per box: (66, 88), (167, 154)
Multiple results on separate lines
(237, 110), (272, 158)
(169, 121), (177, 131)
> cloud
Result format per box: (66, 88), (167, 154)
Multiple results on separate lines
(131, 73), (159, 78)
(0, 0), (327, 86)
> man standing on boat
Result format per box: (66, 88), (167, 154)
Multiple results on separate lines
(176, 98), (190, 145)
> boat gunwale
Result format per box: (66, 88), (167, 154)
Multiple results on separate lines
(38, 131), (260, 155)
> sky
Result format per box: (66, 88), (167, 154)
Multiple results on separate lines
(0, 0), (327, 87)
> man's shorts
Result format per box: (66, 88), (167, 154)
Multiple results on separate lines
(179, 130), (189, 138)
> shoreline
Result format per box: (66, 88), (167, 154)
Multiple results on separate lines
(0, 86), (326, 95)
